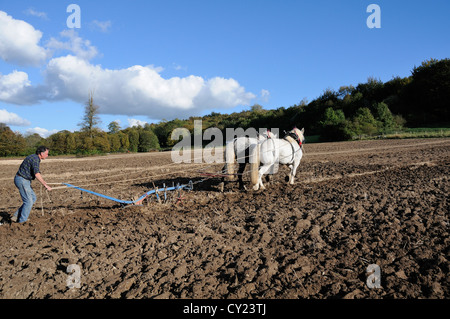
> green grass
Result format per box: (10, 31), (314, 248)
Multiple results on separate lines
(315, 127), (450, 143)
(304, 135), (321, 143)
(383, 127), (450, 139)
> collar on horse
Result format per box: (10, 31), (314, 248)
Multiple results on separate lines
(282, 130), (303, 164)
(284, 131), (302, 147)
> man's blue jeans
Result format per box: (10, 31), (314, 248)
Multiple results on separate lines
(13, 175), (36, 223)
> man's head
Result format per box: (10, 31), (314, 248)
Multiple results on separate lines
(36, 146), (49, 160)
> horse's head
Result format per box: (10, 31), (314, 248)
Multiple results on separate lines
(266, 129), (277, 139)
(259, 129), (277, 140)
(290, 127), (305, 145)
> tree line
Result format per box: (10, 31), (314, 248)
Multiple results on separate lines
(1, 58), (449, 157)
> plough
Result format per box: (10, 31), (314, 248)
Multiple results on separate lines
(63, 180), (194, 207)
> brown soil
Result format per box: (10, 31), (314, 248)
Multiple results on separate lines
(0, 138), (449, 299)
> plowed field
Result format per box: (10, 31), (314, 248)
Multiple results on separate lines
(0, 138), (449, 299)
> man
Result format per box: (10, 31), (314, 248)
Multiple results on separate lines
(11, 146), (52, 224)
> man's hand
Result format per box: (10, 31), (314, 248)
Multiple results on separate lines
(35, 173), (52, 191)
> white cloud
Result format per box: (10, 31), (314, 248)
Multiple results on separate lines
(24, 8), (48, 20)
(194, 77), (256, 108)
(172, 63), (187, 71)
(25, 127), (58, 138)
(0, 11), (48, 66)
(42, 55), (255, 120)
(0, 71), (31, 104)
(0, 109), (31, 126)
(0, 70), (45, 104)
(128, 119), (148, 128)
(46, 30), (99, 61)
(90, 20), (112, 33)
(260, 89), (270, 102)
(0, 14), (256, 121)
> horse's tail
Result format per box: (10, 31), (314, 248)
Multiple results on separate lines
(224, 140), (236, 181)
(249, 142), (260, 187)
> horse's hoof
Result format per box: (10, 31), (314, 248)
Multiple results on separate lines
(252, 185), (259, 191)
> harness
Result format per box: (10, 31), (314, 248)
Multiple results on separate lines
(283, 131), (304, 163)
(284, 131), (303, 147)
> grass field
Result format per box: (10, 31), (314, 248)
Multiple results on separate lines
(382, 127), (450, 139)
(345, 127), (450, 141)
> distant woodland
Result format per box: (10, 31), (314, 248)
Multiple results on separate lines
(1, 58), (449, 157)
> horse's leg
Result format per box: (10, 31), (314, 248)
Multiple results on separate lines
(255, 164), (273, 190)
(252, 165), (265, 191)
(238, 163), (246, 190)
(252, 173), (261, 191)
(289, 159), (301, 185)
(224, 141), (237, 182)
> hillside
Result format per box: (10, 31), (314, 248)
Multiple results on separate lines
(1, 58), (449, 156)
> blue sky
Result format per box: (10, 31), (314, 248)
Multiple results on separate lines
(1, 0), (449, 137)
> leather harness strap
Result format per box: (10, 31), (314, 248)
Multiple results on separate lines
(283, 130), (304, 164)
(283, 136), (297, 164)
